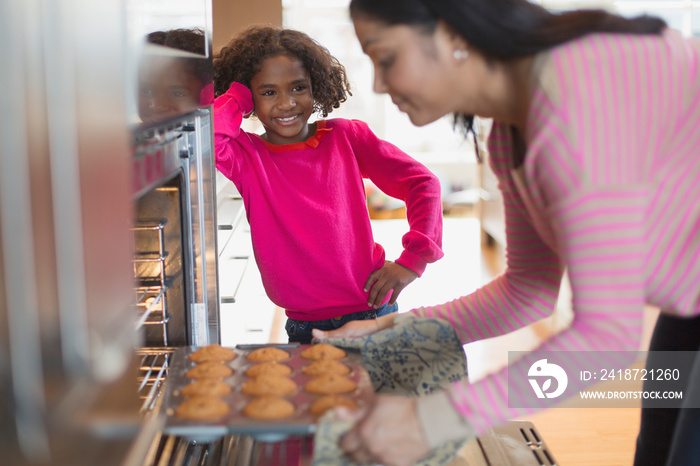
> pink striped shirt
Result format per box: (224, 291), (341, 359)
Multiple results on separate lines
(410, 29), (700, 433)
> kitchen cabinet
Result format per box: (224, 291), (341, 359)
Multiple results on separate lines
(476, 119), (506, 247)
(478, 150), (505, 247)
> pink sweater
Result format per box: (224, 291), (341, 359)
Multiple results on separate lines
(412, 29), (700, 432)
(215, 83), (443, 321)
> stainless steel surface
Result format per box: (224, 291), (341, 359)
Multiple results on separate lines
(0, 0), (50, 456)
(125, 0), (213, 126)
(1, 0), (137, 463)
(124, 0), (223, 462)
(476, 421), (558, 466)
(183, 112), (220, 345)
(132, 433), (314, 466)
(1, 0), (219, 463)
(132, 111), (219, 347)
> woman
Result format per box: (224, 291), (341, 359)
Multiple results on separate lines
(313, 1), (700, 465)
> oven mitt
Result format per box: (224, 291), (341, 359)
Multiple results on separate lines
(312, 315), (469, 466)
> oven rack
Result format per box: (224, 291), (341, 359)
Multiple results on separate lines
(137, 348), (174, 414)
(135, 285), (171, 326)
(132, 220), (170, 346)
(140, 432), (314, 466)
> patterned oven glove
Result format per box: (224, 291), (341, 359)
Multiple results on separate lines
(312, 315), (469, 466)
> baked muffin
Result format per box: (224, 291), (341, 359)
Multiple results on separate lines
(175, 397), (229, 421)
(245, 362), (293, 378)
(185, 361), (233, 379)
(302, 359), (351, 377)
(189, 344), (236, 363)
(241, 374), (297, 396)
(180, 379), (232, 397)
(304, 374), (357, 395)
(300, 343), (346, 360)
(243, 396), (296, 420)
(309, 395), (359, 416)
(245, 347), (291, 363)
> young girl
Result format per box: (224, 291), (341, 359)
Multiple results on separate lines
(213, 26), (444, 344)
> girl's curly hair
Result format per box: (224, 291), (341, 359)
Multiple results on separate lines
(214, 26), (351, 117)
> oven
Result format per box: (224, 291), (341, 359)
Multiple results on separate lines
(126, 111), (312, 466)
(0, 0), (226, 462)
(132, 113), (219, 348)
(1, 0), (143, 463)
(122, 2), (319, 464)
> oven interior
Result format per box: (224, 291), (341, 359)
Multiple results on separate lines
(134, 175), (189, 347)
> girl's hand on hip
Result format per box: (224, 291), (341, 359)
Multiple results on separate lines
(364, 261), (418, 309)
(338, 394), (430, 466)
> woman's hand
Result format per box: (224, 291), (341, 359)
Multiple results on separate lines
(365, 261), (418, 309)
(338, 394), (430, 466)
(312, 313), (396, 340)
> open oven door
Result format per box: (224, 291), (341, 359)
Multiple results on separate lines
(0, 0), (142, 464)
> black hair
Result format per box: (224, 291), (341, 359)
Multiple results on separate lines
(350, 0), (666, 59)
(350, 0), (666, 150)
(214, 26), (351, 117)
(147, 28), (206, 55)
(146, 28), (211, 86)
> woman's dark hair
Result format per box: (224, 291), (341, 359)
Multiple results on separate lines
(350, 0), (666, 146)
(214, 26), (351, 117)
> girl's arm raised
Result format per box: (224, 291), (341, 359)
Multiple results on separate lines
(213, 82), (255, 180)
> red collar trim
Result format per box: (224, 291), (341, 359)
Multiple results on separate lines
(255, 120), (332, 152)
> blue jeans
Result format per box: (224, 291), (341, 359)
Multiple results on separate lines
(285, 302), (399, 344)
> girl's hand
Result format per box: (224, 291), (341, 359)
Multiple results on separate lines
(312, 313), (396, 340)
(338, 394), (430, 466)
(365, 261), (418, 309)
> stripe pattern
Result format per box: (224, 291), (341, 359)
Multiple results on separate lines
(410, 29), (700, 433)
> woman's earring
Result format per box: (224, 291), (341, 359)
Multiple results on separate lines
(453, 49), (469, 61)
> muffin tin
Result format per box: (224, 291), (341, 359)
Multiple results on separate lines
(162, 343), (373, 441)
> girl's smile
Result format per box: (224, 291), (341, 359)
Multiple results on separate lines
(274, 114), (302, 124)
(249, 55), (316, 145)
